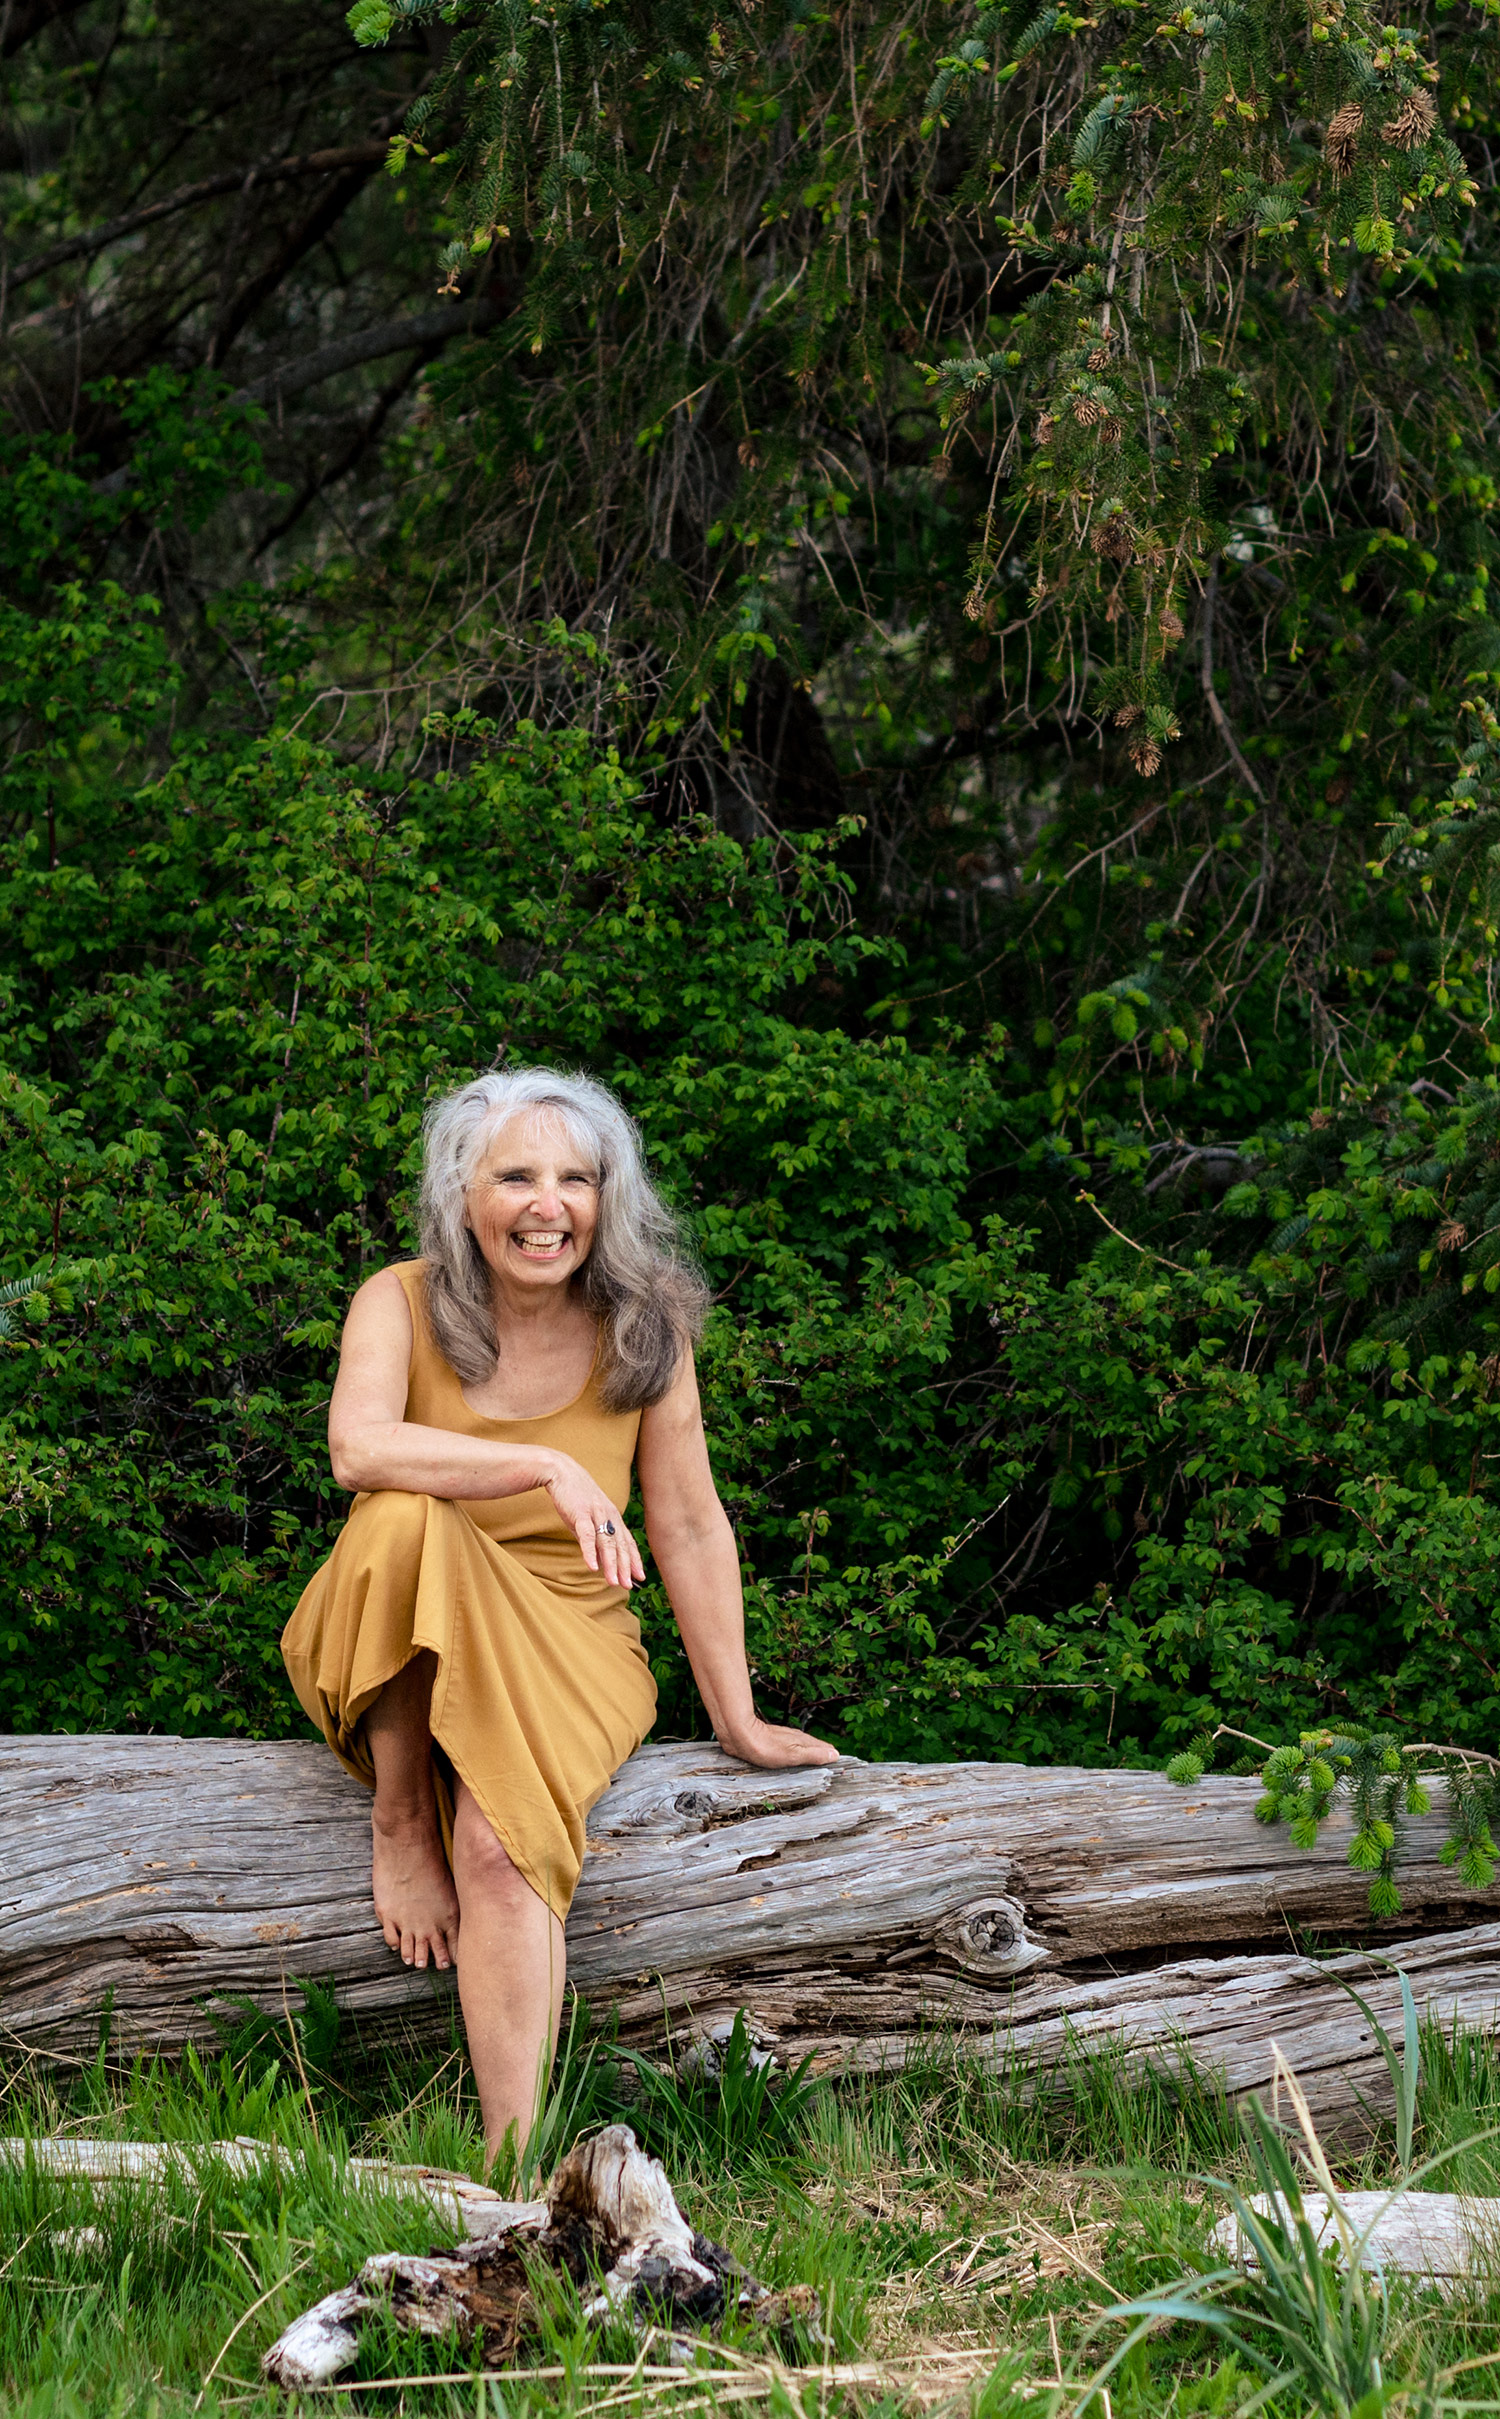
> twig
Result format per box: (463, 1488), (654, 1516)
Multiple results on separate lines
(1209, 1722), (1278, 1757)
(1200, 558), (1267, 803)
(310, 2351), (1015, 2394)
(194, 2257), (312, 2409)
(279, 1964), (320, 2143)
(1076, 1191), (1188, 1274)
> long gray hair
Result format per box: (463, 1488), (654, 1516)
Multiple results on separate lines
(417, 1066), (707, 1412)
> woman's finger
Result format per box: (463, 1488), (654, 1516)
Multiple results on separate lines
(610, 1524), (632, 1590)
(594, 1506), (633, 1589)
(575, 1515), (600, 1571)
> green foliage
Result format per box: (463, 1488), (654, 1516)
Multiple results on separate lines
(10, 376), (1500, 1793)
(1170, 1723), (1500, 1918)
(612, 2013), (825, 2175)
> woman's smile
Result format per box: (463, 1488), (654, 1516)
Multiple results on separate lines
(512, 1229), (571, 1260)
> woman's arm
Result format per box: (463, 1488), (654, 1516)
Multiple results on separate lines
(327, 1269), (645, 1591)
(636, 1351), (837, 1768)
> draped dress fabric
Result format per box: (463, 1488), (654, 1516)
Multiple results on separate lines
(280, 1260), (657, 1918)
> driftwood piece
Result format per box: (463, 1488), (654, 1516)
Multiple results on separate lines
(6, 1734), (1500, 2126)
(261, 2124), (807, 2390)
(1211, 2191), (1500, 2293)
(0, 2134), (543, 2237)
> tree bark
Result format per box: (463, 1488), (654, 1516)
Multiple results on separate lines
(5, 1734), (1498, 2129)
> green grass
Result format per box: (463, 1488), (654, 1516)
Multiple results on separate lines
(9, 2000), (1500, 2419)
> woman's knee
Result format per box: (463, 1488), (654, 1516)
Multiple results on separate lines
(453, 1792), (529, 1895)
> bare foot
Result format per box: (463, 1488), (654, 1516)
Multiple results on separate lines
(371, 1808), (460, 1970)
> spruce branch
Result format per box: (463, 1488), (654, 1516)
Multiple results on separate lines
(1166, 1724), (1500, 1917)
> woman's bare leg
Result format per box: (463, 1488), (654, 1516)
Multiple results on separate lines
(364, 1651), (460, 1969)
(451, 1778), (566, 2175)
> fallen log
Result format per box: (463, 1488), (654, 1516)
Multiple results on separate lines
(5, 1734), (1500, 2127)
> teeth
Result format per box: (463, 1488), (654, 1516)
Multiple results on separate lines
(516, 1232), (568, 1250)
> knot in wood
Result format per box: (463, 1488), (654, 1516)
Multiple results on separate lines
(931, 1896), (1049, 1978)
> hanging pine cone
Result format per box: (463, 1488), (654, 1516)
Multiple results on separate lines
(1325, 101), (1365, 176)
(1034, 412), (1057, 445)
(1113, 702), (1143, 728)
(1128, 735), (1162, 776)
(1072, 394), (1104, 426)
(962, 589), (985, 622)
(1436, 1218), (1468, 1252)
(1159, 606), (1185, 641)
(1086, 344), (1113, 371)
(1381, 91), (1437, 149)
(1099, 415), (1124, 444)
(1091, 519), (1133, 562)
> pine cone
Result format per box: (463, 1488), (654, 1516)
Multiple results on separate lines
(1034, 412), (1057, 445)
(962, 588), (985, 622)
(1436, 1218), (1468, 1252)
(1086, 344), (1113, 371)
(1113, 703), (1142, 728)
(1381, 91), (1437, 150)
(1159, 607), (1185, 641)
(737, 437), (762, 469)
(1128, 736), (1162, 776)
(1072, 395), (1104, 426)
(1325, 101), (1365, 176)
(1091, 517), (1133, 562)
(1099, 415), (1124, 444)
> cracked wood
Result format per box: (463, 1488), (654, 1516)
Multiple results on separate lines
(4, 1735), (1497, 2125)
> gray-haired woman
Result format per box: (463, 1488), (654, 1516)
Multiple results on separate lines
(281, 1067), (835, 2171)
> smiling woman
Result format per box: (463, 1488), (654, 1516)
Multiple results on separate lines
(279, 1066), (837, 2176)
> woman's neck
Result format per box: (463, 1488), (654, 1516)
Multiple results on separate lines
(487, 1272), (590, 1338)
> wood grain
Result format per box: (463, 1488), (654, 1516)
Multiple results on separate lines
(4, 1734), (1497, 2124)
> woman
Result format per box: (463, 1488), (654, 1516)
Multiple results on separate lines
(282, 1066), (835, 2170)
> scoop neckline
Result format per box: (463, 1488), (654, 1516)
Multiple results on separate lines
(455, 1332), (602, 1427)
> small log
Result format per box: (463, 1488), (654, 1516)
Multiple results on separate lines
(5, 1734), (1499, 2125)
(1211, 2191), (1500, 2293)
(0, 2135), (542, 2238)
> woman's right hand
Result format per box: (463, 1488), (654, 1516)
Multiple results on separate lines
(541, 1451), (646, 1591)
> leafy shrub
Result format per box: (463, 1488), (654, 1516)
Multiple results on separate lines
(7, 398), (1500, 1776)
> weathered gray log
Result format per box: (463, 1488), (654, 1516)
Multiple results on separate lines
(5, 1734), (1499, 2129)
(0, 2136), (542, 2237)
(1211, 2190), (1500, 2293)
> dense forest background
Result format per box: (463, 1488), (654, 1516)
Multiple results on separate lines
(4, 0), (1500, 1768)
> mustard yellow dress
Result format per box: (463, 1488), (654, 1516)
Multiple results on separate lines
(280, 1260), (657, 1917)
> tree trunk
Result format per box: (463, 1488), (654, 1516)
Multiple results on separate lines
(5, 1734), (1498, 2128)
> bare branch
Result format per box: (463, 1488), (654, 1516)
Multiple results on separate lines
(7, 145), (393, 296)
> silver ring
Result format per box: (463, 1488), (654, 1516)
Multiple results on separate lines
(598, 1520), (616, 1536)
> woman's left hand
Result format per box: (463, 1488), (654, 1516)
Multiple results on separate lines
(716, 1716), (839, 1768)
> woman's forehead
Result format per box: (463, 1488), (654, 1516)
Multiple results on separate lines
(476, 1105), (594, 1166)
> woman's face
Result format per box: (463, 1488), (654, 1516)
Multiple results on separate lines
(464, 1109), (600, 1295)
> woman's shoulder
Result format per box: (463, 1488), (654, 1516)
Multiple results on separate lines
(344, 1260), (426, 1329)
(352, 1258), (424, 1298)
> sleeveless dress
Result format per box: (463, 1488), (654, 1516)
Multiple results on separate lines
(280, 1260), (658, 1918)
